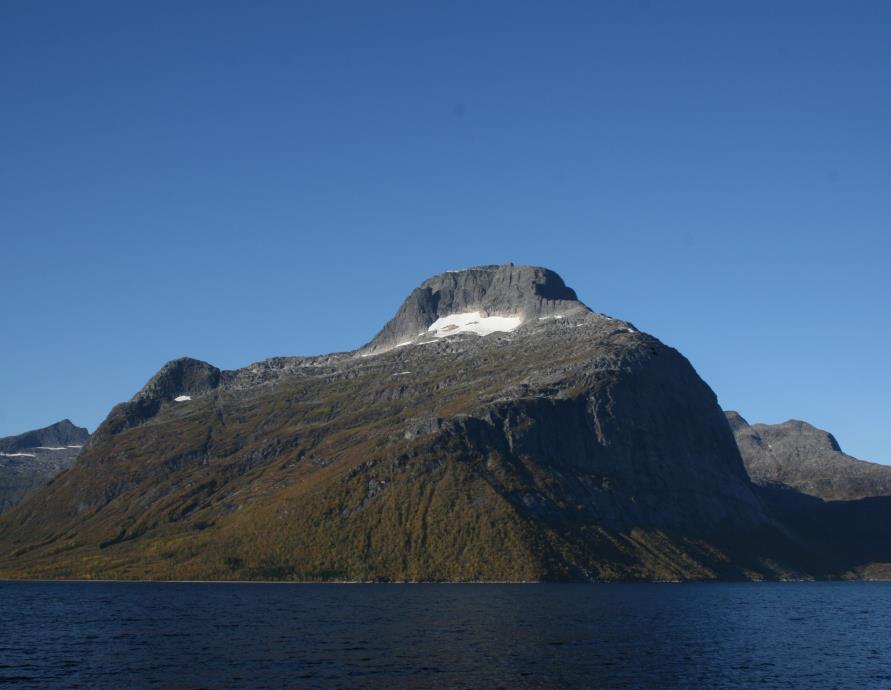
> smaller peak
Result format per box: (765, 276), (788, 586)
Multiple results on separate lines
(134, 357), (221, 403)
(754, 418), (844, 454)
(780, 419), (843, 453)
(724, 410), (750, 431)
(100, 358), (221, 436)
(0, 419), (90, 452)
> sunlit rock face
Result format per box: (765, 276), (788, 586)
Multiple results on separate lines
(728, 411), (891, 502)
(361, 264), (588, 354)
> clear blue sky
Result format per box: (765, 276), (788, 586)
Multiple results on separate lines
(1, 1), (889, 463)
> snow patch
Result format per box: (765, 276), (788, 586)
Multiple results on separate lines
(36, 447), (67, 451)
(392, 371), (412, 376)
(428, 312), (522, 338)
(174, 395), (192, 402)
(537, 314), (565, 321)
(67, 445), (84, 448)
(0, 452), (36, 458)
(395, 341), (414, 348)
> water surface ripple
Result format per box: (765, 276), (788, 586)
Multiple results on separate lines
(1, 581), (889, 689)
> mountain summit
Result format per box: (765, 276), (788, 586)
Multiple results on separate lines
(1, 266), (886, 581)
(0, 419), (89, 454)
(363, 264), (589, 354)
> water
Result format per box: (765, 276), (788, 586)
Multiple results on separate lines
(1, 581), (889, 689)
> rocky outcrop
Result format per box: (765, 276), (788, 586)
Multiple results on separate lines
(362, 264), (589, 353)
(101, 357), (222, 433)
(727, 411), (891, 502)
(0, 420), (89, 514)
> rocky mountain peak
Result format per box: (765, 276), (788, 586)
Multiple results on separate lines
(132, 357), (222, 404)
(726, 411), (891, 501)
(724, 410), (750, 432)
(95, 357), (223, 434)
(363, 263), (589, 353)
(0, 420), (90, 514)
(768, 419), (843, 454)
(0, 419), (90, 454)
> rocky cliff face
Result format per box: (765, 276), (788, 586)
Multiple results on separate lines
(0, 265), (841, 581)
(363, 264), (589, 354)
(727, 411), (891, 502)
(0, 420), (90, 514)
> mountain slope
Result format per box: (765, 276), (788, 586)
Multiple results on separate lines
(0, 265), (812, 581)
(0, 420), (90, 514)
(727, 411), (891, 501)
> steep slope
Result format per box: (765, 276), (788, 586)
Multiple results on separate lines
(0, 420), (90, 514)
(1, 265), (784, 581)
(727, 411), (891, 501)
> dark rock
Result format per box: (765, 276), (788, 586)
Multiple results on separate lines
(0, 420), (90, 514)
(0, 419), (89, 454)
(102, 357), (222, 432)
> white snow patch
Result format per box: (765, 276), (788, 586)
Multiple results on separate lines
(0, 452), (36, 458)
(626, 328), (636, 333)
(67, 445), (84, 448)
(427, 312), (522, 338)
(36, 447), (67, 451)
(537, 314), (565, 321)
(395, 341), (414, 348)
(174, 395), (192, 402)
(392, 371), (412, 376)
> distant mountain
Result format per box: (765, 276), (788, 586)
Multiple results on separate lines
(0, 420), (90, 514)
(727, 411), (891, 501)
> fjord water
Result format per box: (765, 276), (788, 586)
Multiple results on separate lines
(1, 582), (889, 689)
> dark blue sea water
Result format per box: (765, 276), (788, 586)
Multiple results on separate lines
(1, 581), (889, 689)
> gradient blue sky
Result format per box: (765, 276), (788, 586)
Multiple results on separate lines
(1, 1), (889, 463)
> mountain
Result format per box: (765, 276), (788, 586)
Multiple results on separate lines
(727, 411), (891, 501)
(0, 420), (90, 514)
(0, 264), (881, 581)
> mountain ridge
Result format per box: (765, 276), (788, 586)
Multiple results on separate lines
(727, 411), (891, 502)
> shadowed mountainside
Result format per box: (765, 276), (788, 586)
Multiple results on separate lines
(0, 420), (90, 514)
